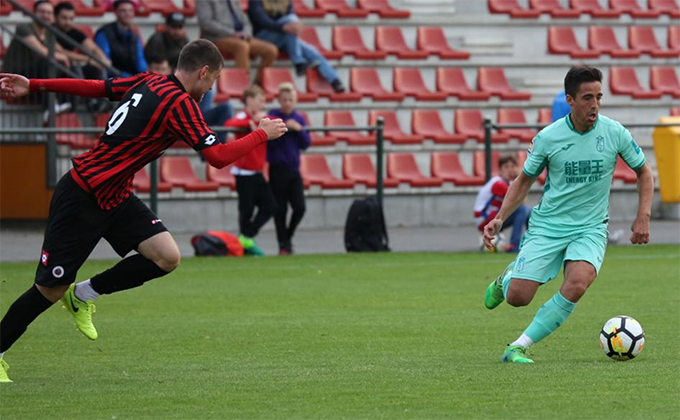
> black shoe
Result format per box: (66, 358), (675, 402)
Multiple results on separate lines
(331, 79), (346, 93)
(295, 63), (309, 77)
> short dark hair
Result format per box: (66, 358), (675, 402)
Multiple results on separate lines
(242, 85), (265, 102)
(33, 0), (52, 12)
(499, 155), (518, 169)
(564, 65), (602, 98)
(113, 0), (135, 10)
(175, 39), (223, 73)
(54, 1), (75, 16)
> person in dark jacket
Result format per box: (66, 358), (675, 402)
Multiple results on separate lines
(267, 82), (311, 255)
(94, 0), (147, 77)
(248, 0), (345, 93)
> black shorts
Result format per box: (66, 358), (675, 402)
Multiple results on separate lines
(35, 172), (168, 287)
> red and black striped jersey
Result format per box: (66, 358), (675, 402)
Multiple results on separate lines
(71, 72), (219, 210)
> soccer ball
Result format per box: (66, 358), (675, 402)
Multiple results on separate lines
(480, 232), (507, 253)
(599, 316), (645, 361)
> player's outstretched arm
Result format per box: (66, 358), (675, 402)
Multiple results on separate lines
(483, 172), (535, 249)
(630, 161), (654, 245)
(1, 73), (108, 98)
(200, 118), (287, 169)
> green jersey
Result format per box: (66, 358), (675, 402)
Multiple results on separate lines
(523, 114), (645, 235)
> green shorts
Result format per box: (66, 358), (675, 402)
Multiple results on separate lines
(512, 226), (608, 283)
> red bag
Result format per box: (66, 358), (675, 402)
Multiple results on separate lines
(190, 231), (244, 257)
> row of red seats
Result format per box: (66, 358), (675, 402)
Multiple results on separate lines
(610, 66), (680, 98)
(134, 150), (637, 193)
(490, 0), (679, 19)
(1, 0), (410, 18)
(300, 26), (469, 61)
(216, 67), (531, 103)
(549, 26), (680, 59)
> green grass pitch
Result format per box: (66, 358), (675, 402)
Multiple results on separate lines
(1, 245), (678, 419)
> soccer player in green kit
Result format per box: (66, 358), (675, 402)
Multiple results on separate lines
(483, 65), (655, 363)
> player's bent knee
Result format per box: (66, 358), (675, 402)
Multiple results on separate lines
(35, 283), (70, 303)
(506, 294), (532, 307)
(157, 251), (181, 273)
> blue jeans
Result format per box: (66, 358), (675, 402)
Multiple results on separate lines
(255, 15), (340, 84)
(502, 204), (531, 248)
(200, 88), (233, 144)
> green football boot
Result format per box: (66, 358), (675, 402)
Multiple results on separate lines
(0, 358), (12, 383)
(239, 234), (265, 256)
(501, 345), (534, 363)
(484, 264), (512, 309)
(61, 285), (98, 340)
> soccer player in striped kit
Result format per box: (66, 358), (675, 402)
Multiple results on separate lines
(0, 39), (287, 382)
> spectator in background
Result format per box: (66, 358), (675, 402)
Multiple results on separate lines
(474, 156), (530, 253)
(267, 82), (310, 255)
(144, 12), (189, 71)
(95, 0), (147, 77)
(225, 85), (277, 256)
(54, 1), (111, 80)
(249, 0), (345, 93)
(196, 0), (278, 86)
(2, 1), (71, 77)
(551, 90), (570, 122)
(146, 54), (171, 75)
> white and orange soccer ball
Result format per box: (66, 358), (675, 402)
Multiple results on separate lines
(599, 316), (645, 361)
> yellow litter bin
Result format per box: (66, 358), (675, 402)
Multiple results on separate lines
(652, 117), (680, 203)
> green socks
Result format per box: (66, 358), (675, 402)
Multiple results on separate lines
(523, 292), (576, 344)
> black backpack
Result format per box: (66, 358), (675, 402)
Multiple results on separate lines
(344, 196), (390, 252)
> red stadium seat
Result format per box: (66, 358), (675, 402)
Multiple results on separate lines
(412, 110), (466, 144)
(416, 27), (470, 59)
(368, 110), (424, 145)
(68, 0), (105, 16)
(261, 68), (318, 102)
(333, 27), (386, 59)
(648, 0), (680, 17)
(0, 2), (11, 15)
(610, 67), (663, 99)
(350, 68), (405, 101)
(570, 0), (622, 17)
(393, 68), (448, 101)
(650, 66), (680, 98)
(183, 0), (196, 16)
(0, 36), (6, 60)
(342, 154), (399, 188)
(93, 0), (150, 15)
(588, 26), (641, 58)
(477, 68), (531, 101)
(609, 0), (661, 17)
(629, 26), (679, 58)
(206, 164), (236, 190)
(375, 27), (428, 59)
(293, 0), (326, 17)
(431, 152), (485, 186)
(497, 108), (537, 143)
(54, 113), (96, 149)
(473, 151), (501, 178)
(454, 109), (510, 143)
(133, 167), (172, 193)
(669, 26), (680, 53)
(488, 0), (541, 17)
(530, 0), (582, 17)
(436, 68), (491, 101)
(614, 158), (638, 183)
(215, 68), (250, 102)
(548, 27), (601, 59)
(297, 111), (336, 147)
(306, 70), (361, 102)
(140, 0), (185, 15)
(387, 153), (443, 187)
(516, 151), (547, 184)
(325, 111), (374, 145)
(300, 155), (355, 189)
(537, 108), (553, 125)
(315, 0), (369, 17)
(160, 157), (219, 192)
(670, 107), (680, 116)
(357, 0), (411, 18)
(74, 25), (95, 40)
(300, 27), (343, 59)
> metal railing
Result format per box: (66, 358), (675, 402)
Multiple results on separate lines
(0, 120), (386, 214)
(482, 119), (680, 182)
